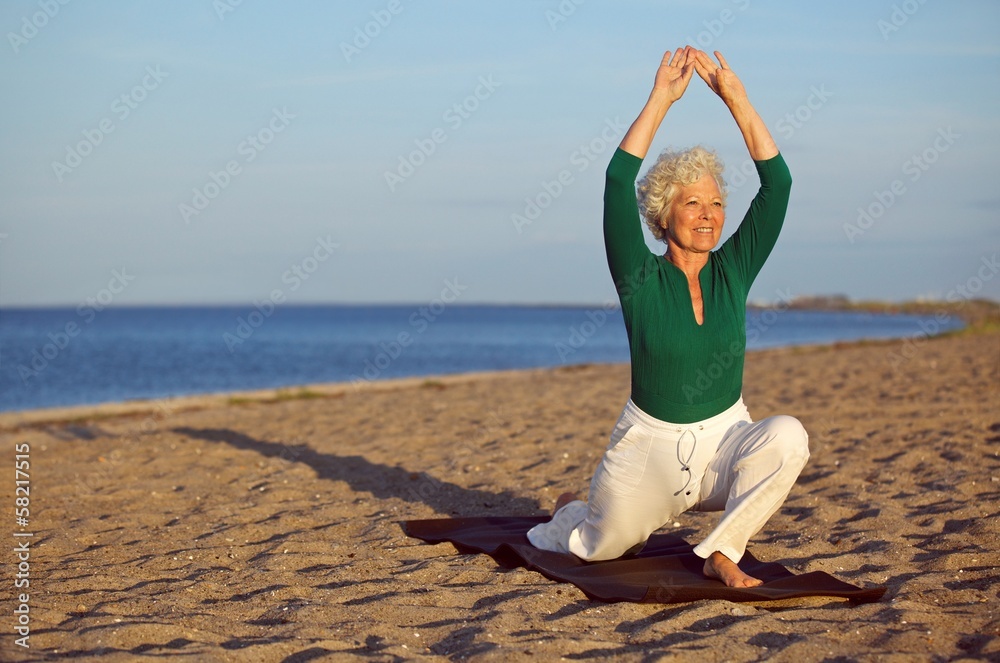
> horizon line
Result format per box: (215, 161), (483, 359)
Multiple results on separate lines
(1, 295), (997, 310)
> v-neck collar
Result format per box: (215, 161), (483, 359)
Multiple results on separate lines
(660, 253), (711, 327)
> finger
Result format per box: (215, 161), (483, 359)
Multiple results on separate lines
(668, 47), (684, 67)
(694, 69), (715, 90)
(691, 55), (716, 86)
(692, 57), (712, 81)
(693, 49), (716, 71)
(714, 51), (731, 70)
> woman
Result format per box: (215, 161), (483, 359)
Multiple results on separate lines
(527, 47), (810, 588)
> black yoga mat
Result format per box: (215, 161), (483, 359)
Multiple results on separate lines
(403, 516), (887, 604)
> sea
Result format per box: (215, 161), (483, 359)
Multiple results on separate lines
(0, 305), (963, 413)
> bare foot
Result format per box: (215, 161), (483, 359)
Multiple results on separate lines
(554, 492), (579, 513)
(703, 551), (763, 588)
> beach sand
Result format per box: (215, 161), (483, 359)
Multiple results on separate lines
(1, 330), (997, 661)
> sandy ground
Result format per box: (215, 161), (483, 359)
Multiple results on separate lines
(0, 330), (998, 662)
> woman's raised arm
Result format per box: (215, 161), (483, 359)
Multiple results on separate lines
(618, 47), (696, 159)
(693, 50), (779, 161)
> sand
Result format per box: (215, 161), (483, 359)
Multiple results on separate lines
(1, 329), (997, 662)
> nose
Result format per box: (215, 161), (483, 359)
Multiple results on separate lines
(702, 204), (723, 222)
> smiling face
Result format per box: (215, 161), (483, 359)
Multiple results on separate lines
(661, 172), (726, 256)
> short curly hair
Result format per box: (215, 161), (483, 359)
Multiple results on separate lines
(636, 146), (727, 242)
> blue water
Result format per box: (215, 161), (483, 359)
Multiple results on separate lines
(0, 305), (963, 413)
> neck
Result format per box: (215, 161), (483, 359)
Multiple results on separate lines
(665, 244), (710, 281)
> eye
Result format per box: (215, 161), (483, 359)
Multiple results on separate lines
(713, 201), (723, 207)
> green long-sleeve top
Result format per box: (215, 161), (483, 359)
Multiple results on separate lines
(604, 148), (792, 424)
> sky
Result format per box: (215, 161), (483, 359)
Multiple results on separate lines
(1, 0), (998, 307)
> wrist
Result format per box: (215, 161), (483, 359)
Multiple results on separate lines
(644, 90), (676, 118)
(647, 87), (676, 106)
(725, 95), (754, 116)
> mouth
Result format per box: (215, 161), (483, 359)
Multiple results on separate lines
(694, 227), (714, 234)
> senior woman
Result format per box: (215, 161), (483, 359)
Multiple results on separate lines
(527, 47), (810, 588)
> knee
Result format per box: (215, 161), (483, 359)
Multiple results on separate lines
(760, 415), (810, 463)
(569, 519), (654, 562)
(571, 533), (647, 562)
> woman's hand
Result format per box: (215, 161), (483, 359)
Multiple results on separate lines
(617, 46), (696, 159)
(693, 50), (778, 160)
(693, 50), (748, 107)
(652, 47), (697, 103)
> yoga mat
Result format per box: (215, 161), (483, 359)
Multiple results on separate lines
(403, 516), (887, 604)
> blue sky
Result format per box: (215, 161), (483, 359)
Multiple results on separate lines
(1, 0), (998, 307)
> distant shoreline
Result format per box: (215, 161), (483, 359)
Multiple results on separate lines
(2, 312), (996, 430)
(763, 296), (999, 331)
(4, 297), (994, 337)
(1, 299), (995, 424)
(2, 296), (997, 315)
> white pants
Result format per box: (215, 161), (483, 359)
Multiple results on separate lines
(527, 397), (810, 563)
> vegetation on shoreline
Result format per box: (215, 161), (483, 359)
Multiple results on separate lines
(227, 387), (331, 405)
(751, 295), (999, 334)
